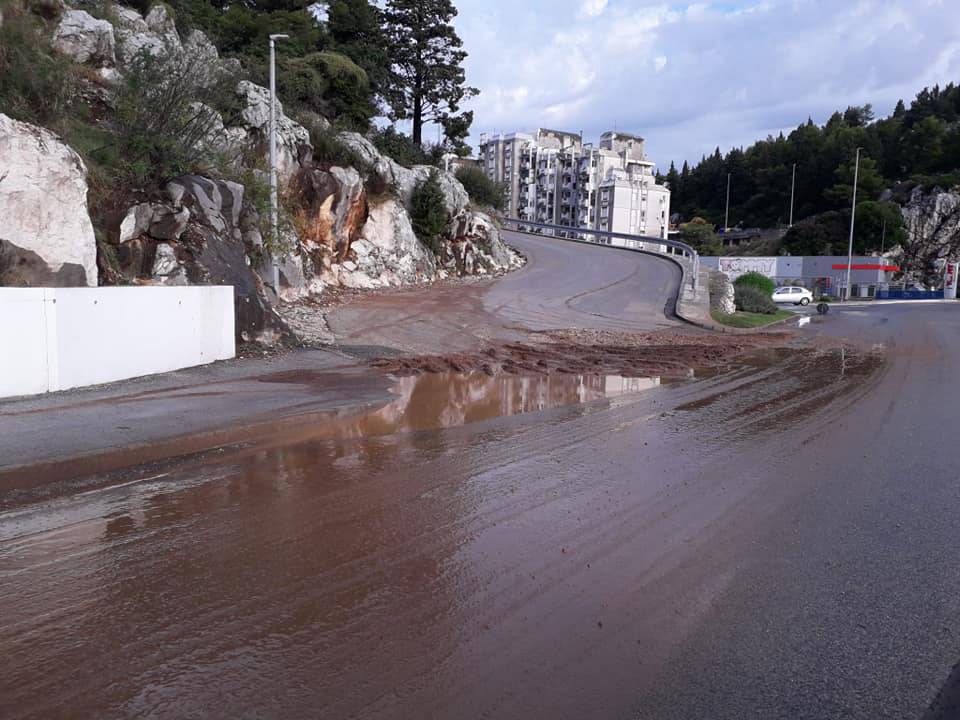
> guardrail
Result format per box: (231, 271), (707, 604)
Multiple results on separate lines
(498, 217), (700, 292)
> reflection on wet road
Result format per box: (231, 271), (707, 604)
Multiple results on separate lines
(0, 370), (673, 719)
(5, 305), (960, 720)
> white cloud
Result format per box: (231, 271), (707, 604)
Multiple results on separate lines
(453, 0), (959, 166)
(578, 0), (608, 19)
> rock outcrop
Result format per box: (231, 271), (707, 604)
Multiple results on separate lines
(900, 185), (960, 286)
(103, 174), (288, 343)
(52, 8), (116, 76)
(288, 165), (368, 273)
(8, 3), (523, 347)
(112, 3), (179, 65)
(229, 82), (311, 182)
(0, 113), (98, 286)
(708, 270), (736, 315)
(99, 3), (311, 181)
(342, 198), (437, 288)
(337, 132), (469, 216)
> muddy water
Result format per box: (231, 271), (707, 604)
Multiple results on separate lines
(0, 371), (674, 720)
(0, 351), (883, 719)
(371, 372), (663, 433)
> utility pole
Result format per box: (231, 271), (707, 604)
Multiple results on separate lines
(789, 163), (796, 227)
(844, 147), (862, 301)
(724, 173), (731, 231)
(268, 33), (289, 297)
(880, 218), (887, 255)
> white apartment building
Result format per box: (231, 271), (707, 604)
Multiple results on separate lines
(479, 129), (671, 245)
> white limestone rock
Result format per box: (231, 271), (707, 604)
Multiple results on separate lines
(151, 242), (188, 285)
(231, 81), (311, 182)
(0, 113), (97, 286)
(113, 3), (175, 65)
(336, 131), (469, 216)
(118, 202), (190, 242)
(52, 9), (116, 68)
(353, 198), (437, 286)
(900, 185), (960, 286)
(709, 270), (736, 315)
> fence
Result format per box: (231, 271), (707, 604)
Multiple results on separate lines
(0, 286), (235, 399)
(498, 218), (700, 291)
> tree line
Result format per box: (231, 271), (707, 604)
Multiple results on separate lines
(661, 83), (960, 255)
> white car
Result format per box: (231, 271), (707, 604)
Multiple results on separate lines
(772, 286), (813, 306)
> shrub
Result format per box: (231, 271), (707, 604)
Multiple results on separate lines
(455, 165), (505, 211)
(734, 285), (778, 314)
(309, 124), (366, 169)
(733, 271), (776, 296)
(370, 126), (437, 168)
(280, 51), (375, 131)
(111, 45), (237, 188)
(410, 170), (448, 254)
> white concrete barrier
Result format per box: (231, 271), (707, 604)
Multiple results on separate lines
(0, 286), (235, 399)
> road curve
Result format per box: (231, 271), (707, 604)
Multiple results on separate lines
(485, 232), (683, 332)
(325, 231), (683, 353)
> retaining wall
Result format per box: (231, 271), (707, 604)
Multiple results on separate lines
(0, 286), (235, 399)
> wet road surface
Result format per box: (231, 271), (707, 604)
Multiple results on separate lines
(3, 252), (960, 716)
(326, 232), (683, 353)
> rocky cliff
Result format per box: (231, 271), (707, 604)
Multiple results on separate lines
(898, 185), (960, 286)
(0, 1), (521, 343)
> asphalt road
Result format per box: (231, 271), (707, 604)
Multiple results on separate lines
(2, 241), (960, 718)
(326, 231), (683, 353)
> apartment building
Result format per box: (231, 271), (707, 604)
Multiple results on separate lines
(479, 129), (671, 243)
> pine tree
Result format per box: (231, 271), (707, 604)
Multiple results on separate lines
(384, 0), (478, 146)
(327, 0), (391, 101)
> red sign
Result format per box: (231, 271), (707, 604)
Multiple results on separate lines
(831, 264), (900, 271)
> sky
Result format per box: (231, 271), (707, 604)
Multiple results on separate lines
(446, 0), (960, 170)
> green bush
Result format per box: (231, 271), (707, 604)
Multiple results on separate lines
(410, 170), (448, 254)
(733, 271), (776, 296)
(370, 126), (440, 168)
(280, 51), (375, 130)
(734, 285), (778, 314)
(111, 46), (237, 188)
(455, 165), (505, 210)
(308, 124), (367, 170)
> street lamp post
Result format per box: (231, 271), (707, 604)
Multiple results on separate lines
(789, 163), (796, 227)
(724, 173), (731, 231)
(268, 33), (289, 297)
(844, 147), (862, 301)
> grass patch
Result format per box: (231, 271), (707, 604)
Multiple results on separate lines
(711, 309), (794, 328)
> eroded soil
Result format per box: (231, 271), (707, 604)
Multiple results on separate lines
(369, 328), (800, 379)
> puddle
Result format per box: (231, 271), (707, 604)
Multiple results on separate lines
(370, 372), (663, 434)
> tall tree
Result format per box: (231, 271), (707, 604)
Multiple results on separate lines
(326, 0), (392, 101)
(384, 0), (477, 146)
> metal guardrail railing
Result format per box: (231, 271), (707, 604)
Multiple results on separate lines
(498, 217), (700, 292)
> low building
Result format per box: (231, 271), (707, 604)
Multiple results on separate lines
(701, 256), (900, 297)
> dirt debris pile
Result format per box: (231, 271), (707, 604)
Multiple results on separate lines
(370, 328), (798, 379)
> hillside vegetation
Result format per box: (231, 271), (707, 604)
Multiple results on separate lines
(664, 85), (960, 255)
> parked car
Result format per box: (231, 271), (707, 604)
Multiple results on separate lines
(772, 286), (813, 305)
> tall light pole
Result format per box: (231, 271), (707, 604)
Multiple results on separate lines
(789, 163), (796, 227)
(724, 173), (731, 231)
(844, 147), (862, 301)
(268, 33), (289, 297)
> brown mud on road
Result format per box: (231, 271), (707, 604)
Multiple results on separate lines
(369, 327), (799, 379)
(0, 337), (890, 720)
